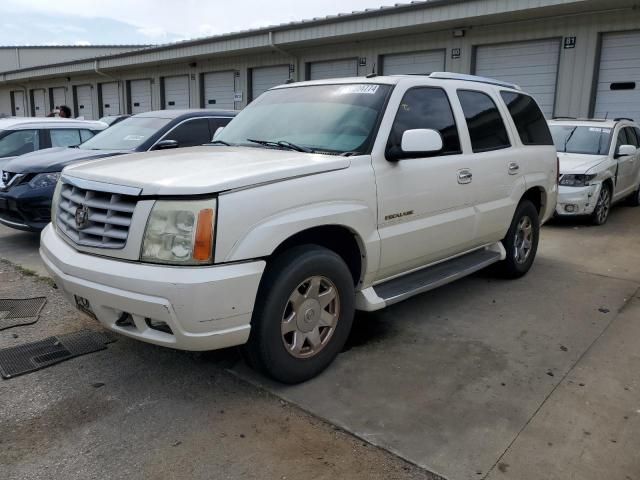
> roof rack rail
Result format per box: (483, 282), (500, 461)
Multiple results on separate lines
(552, 116), (577, 120)
(428, 72), (521, 90)
(614, 117), (634, 122)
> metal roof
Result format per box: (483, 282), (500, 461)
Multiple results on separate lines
(133, 109), (238, 119)
(0, 45), (151, 49)
(0, 117), (108, 129)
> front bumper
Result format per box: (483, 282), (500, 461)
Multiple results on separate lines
(40, 224), (265, 351)
(0, 183), (55, 231)
(555, 183), (601, 216)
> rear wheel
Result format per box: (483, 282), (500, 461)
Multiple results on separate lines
(243, 245), (355, 384)
(591, 184), (612, 225)
(493, 200), (540, 279)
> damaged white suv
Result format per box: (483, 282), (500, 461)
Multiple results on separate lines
(40, 74), (558, 383)
(550, 118), (640, 224)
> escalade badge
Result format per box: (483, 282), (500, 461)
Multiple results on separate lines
(75, 205), (90, 230)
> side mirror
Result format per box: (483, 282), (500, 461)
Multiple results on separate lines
(153, 139), (179, 150)
(616, 144), (636, 158)
(213, 126), (225, 139)
(400, 129), (443, 156)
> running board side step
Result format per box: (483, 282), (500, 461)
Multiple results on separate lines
(355, 243), (505, 311)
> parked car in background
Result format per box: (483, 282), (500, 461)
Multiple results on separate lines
(0, 117), (107, 170)
(40, 74), (557, 383)
(550, 118), (640, 225)
(0, 109), (236, 231)
(99, 115), (131, 127)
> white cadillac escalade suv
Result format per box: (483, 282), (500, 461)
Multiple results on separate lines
(40, 73), (558, 383)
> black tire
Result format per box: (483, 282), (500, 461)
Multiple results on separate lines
(628, 185), (640, 207)
(243, 245), (355, 384)
(591, 183), (612, 225)
(493, 200), (540, 279)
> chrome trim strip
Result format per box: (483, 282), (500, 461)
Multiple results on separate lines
(61, 174), (142, 196)
(0, 216), (30, 229)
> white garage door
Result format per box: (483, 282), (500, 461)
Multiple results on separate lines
(203, 71), (237, 110)
(51, 87), (66, 110)
(309, 58), (358, 80)
(475, 39), (560, 117)
(130, 79), (152, 114)
(382, 50), (446, 75)
(75, 85), (94, 119)
(100, 82), (120, 116)
(32, 89), (47, 117)
(13, 91), (25, 117)
(594, 31), (640, 121)
(163, 75), (190, 110)
(251, 65), (290, 101)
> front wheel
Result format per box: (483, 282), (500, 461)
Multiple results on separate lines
(493, 200), (540, 279)
(243, 245), (355, 384)
(591, 183), (612, 225)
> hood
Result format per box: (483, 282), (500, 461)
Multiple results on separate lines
(0, 156), (16, 171)
(63, 146), (351, 195)
(3, 147), (127, 174)
(558, 152), (609, 174)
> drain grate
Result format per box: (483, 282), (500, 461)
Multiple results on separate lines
(0, 330), (116, 379)
(0, 297), (47, 331)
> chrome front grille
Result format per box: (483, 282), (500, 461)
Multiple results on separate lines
(56, 181), (138, 249)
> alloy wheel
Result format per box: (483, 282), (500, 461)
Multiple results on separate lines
(514, 215), (534, 264)
(281, 276), (340, 359)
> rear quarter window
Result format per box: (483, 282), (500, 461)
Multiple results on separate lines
(500, 92), (553, 146)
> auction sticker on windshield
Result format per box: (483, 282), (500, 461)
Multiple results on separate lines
(589, 128), (611, 134)
(335, 84), (380, 95)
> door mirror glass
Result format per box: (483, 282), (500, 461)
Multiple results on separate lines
(153, 139), (179, 150)
(616, 144), (636, 157)
(401, 129), (443, 155)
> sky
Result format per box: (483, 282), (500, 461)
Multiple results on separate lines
(0, 0), (398, 45)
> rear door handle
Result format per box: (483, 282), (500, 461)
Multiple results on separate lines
(508, 162), (520, 175)
(458, 169), (473, 184)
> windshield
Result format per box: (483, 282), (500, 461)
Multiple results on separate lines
(79, 117), (171, 151)
(0, 129), (39, 158)
(550, 125), (612, 155)
(216, 83), (392, 154)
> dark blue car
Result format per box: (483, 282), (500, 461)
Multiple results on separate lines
(0, 109), (236, 232)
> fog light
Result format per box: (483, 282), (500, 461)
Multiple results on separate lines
(564, 204), (576, 213)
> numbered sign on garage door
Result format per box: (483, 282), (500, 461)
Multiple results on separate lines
(100, 82), (120, 116)
(75, 85), (94, 119)
(382, 50), (445, 75)
(251, 65), (290, 101)
(594, 31), (640, 121)
(309, 58), (358, 80)
(203, 71), (237, 110)
(129, 79), (152, 114)
(475, 39), (560, 117)
(51, 87), (66, 110)
(12, 91), (25, 117)
(31, 89), (47, 117)
(163, 76), (190, 110)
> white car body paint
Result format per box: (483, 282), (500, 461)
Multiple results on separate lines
(41, 75), (557, 352)
(551, 119), (640, 216)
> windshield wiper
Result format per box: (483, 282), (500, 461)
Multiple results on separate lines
(562, 127), (577, 153)
(210, 139), (233, 146)
(246, 138), (314, 153)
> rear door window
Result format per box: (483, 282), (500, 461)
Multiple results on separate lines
(163, 118), (212, 147)
(386, 87), (461, 160)
(500, 92), (553, 145)
(50, 129), (82, 147)
(457, 90), (511, 153)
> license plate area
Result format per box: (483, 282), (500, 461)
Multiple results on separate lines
(74, 295), (97, 320)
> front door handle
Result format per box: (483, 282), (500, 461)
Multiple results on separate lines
(508, 162), (520, 175)
(458, 169), (473, 184)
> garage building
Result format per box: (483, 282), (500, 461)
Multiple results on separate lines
(0, 0), (639, 122)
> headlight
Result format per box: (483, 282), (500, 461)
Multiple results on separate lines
(141, 199), (216, 265)
(559, 174), (597, 187)
(50, 179), (63, 226)
(29, 172), (61, 189)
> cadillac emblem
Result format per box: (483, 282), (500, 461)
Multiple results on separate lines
(75, 204), (90, 230)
